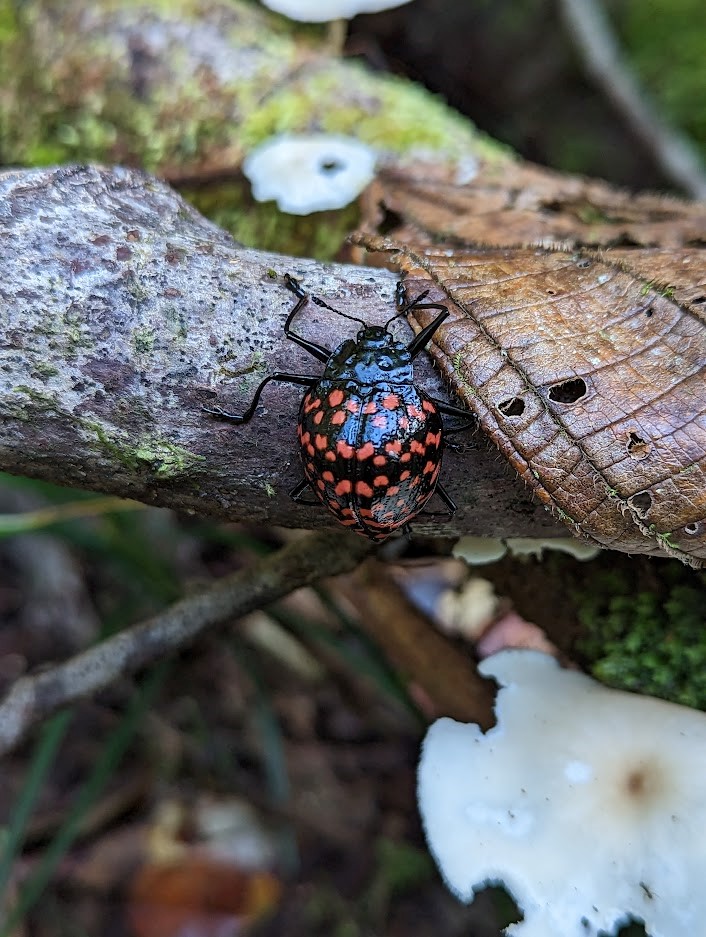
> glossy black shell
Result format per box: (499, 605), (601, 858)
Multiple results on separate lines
(297, 327), (444, 541)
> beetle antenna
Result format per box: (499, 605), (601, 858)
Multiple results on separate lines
(309, 294), (368, 327)
(384, 289), (430, 330)
(285, 275), (368, 328)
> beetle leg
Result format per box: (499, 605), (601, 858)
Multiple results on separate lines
(397, 281), (452, 355)
(289, 479), (321, 506)
(203, 373), (317, 424)
(444, 420), (475, 434)
(429, 398), (475, 433)
(283, 274), (333, 362)
(418, 483), (457, 518)
(405, 306), (451, 360)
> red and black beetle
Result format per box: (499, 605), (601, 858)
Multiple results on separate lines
(205, 274), (470, 541)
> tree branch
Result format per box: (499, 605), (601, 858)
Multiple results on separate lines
(0, 165), (563, 540)
(558, 0), (706, 199)
(0, 529), (372, 758)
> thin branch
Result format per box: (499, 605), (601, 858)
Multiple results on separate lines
(558, 0), (706, 199)
(0, 530), (372, 758)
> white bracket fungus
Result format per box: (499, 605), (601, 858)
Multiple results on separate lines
(418, 650), (706, 937)
(260, 0), (413, 23)
(243, 134), (376, 215)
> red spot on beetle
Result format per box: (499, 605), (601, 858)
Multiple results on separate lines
(325, 450), (336, 461)
(331, 411), (346, 425)
(356, 441), (375, 460)
(306, 462), (315, 474)
(400, 452), (412, 463)
(398, 416), (409, 430)
(317, 480), (325, 490)
(363, 401), (377, 414)
(328, 389), (344, 406)
(373, 455), (386, 467)
(400, 470), (411, 481)
(300, 431), (310, 445)
(373, 475), (389, 487)
(306, 444), (315, 456)
(355, 481), (374, 497)
(411, 440), (426, 455)
(322, 471), (335, 483)
(407, 404), (424, 419)
(313, 411), (324, 425)
(372, 414), (387, 428)
(337, 441), (355, 458)
(345, 399), (359, 413)
(315, 434), (328, 450)
(385, 441), (402, 455)
(382, 394), (399, 410)
(422, 399), (436, 413)
(425, 431), (441, 447)
(387, 485), (400, 496)
(304, 396), (321, 413)
(335, 480), (352, 495)
(423, 460), (436, 474)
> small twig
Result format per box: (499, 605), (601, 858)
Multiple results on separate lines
(558, 0), (706, 199)
(0, 530), (372, 759)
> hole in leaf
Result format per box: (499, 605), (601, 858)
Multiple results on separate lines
(628, 491), (652, 517)
(684, 522), (701, 535)
(498, 397), (525, 417)
(645, 306), (654, 317)
(626, 431), (651, 460)
(548, 377), (587, 404)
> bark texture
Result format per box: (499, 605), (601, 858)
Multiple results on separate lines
(0, 165), (559, 539)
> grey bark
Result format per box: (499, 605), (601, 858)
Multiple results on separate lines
(0, 164), (562, 539)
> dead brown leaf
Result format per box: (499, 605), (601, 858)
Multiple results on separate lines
(364, 160), (706, 249)
(352, 236), (706, 567)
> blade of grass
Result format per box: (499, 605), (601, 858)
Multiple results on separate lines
(228, 639), (298, 871)
(269, 604), (415, 713)
(0, 661), (170, 937)
(0, 711), (73, 901)
(229, 640), (290, 806)
(0, 497), (146, 537)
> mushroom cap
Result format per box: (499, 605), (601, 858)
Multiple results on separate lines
(418, 649), (706, 937)
(243, 133), (376, 215)
(260, 0), (413, 23)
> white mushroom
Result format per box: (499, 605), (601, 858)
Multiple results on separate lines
(418, 649), (706, 937)
(243, 133), (376, 215)
(260, 0), (413, 23)
(452, 536), (601, 565)
(452, 535), (507, 565)
(505, 537), (601, 561)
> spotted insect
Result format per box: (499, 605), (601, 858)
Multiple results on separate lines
(204, 274), (470, 541)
